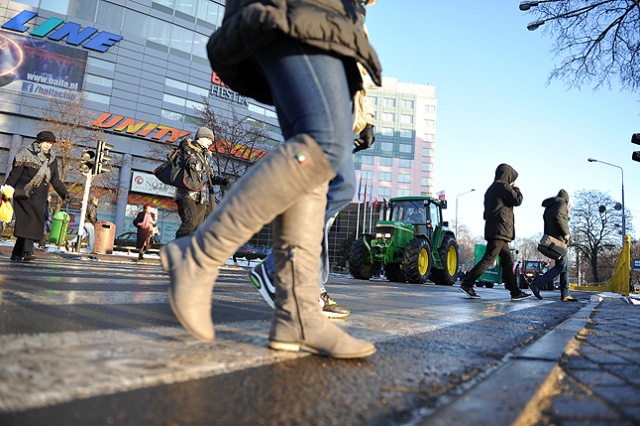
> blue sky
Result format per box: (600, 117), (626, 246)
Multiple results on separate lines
(366, 1), (640, 240)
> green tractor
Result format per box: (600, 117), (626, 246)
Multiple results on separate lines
(349, 196), (459, 285)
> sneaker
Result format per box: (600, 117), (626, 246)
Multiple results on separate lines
(319, 292), (350, 318)
(460, 285), (481, 299)
(249, 261), (275, 309)
(511, 292), (532, 302)
(562, 295), (578, 302)
(529, 281), (543, 300)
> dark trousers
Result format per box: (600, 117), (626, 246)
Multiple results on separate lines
(534, 256), (570, 298)
(463, 239), (520, 295)
(13, 237), (34, 256)
(175, 198), (207, 238)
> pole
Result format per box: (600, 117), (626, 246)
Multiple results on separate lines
(621, 168), (626, 242)
(587, 159), (625, 244)
(75, 171), (93, 252)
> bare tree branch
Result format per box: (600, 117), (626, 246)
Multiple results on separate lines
(525, 0), (640, 93)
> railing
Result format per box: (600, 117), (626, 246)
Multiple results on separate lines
(569, 235), (630, 296)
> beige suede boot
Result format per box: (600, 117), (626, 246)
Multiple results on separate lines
(161, 134), (335, 343)
(268, 184), (376, 358)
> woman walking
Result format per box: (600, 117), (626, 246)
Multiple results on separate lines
(161, 0), (382, 358)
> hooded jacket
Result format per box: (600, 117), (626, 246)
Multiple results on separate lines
(174, 139), (228, 204)
(542, 190), (570, 240)
(206, 0), (382, 105)
(483, 164), (523, 241)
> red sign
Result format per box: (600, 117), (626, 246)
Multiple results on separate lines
(92, 112), (191, 143)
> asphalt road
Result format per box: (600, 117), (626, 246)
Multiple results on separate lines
(0, 255), (587, 425)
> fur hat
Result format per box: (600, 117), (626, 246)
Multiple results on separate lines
(195, 127), (214, 140)
(36, 130), (56, 143)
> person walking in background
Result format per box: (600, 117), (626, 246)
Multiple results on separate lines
(249, 0), (377, 319)
(459, 164), (532, 301)
(84, 196), (99, 253)
(1, 131), (69, 261)
(174, 127), (229, 239)
(160, 0), (381, 358)
(133, 204), (156, 260)
(529, 190), (576, 302)
(67, 195), (99, 252)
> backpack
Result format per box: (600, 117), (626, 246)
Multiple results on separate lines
(153, 146), (206, 192)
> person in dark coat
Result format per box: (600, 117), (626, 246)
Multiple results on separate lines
(529, 190), (576, 301)
(460, 164), (532, 301)
(160, 0), (381, 358)
(2, 131), (69, 261)
(133, 204), (156, 260)
(174, 127), (229, 239)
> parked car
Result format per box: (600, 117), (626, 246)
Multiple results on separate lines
(233, 243), (270, 261)
(114, 232), (162, 251)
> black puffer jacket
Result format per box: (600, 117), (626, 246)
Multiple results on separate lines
(207, 0), (382, 105)
(542, 189), (570, 240)
(483, 163), (523, 242)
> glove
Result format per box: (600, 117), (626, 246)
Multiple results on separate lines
(1, 184), (14, 200)
(353, 124), (375, 153)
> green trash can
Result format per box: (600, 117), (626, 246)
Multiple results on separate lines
(49, 211), (70, 245)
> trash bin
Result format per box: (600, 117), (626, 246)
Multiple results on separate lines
(93, 221), (116, 254)
(49, 211), (70, 245)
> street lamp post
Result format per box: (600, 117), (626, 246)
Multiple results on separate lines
(455, 189), (475, 236)
(520, 0), (596, 31)
(587, 158), (626, 243)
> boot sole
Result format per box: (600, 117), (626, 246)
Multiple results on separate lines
(322, 311), (350, 319)
(161, 247), (215, 343)
(268, 341), (377, 359)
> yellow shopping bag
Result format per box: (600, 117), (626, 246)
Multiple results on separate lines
(0, 199), (13, 222)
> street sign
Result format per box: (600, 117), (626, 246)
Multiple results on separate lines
(634, 259), (640, 270)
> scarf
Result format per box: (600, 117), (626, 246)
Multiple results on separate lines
(14, 142), (54, 190)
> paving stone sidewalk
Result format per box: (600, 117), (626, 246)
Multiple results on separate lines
(530, 295), (640, 425)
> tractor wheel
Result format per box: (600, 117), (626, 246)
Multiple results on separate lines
(431, 235), (459, 286)
(349, 239), (374, 280)
(385, 263), (405, 283)
(403, 238), (432, 284)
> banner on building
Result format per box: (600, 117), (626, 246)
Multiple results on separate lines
(0, 32), (87, 100)
(131, 171), (176, 198)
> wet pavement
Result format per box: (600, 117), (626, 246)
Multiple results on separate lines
(0, 242), (639, 425)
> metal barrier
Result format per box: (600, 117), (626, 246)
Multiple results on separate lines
(570, 235), (630, 296)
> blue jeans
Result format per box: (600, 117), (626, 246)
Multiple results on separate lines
(253, 37), (355, 292)
(84, 222), (95, 252)
(533, 256), (570, 298)
(70, 222), (95, 252)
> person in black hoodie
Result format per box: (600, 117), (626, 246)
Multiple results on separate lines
(460, 164), (532, 301)
(529, 190), (576, 301)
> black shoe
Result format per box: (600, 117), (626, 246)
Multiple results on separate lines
(562, 295), (578, 302)
(138, 253), (144, 260)
(22, 252), (36, 261)
(511, 292), (532, 302)
(460, 284), (480, 299)
(319, 292), (350, 318)
(10, 254), (23, 261)
(529, 281), (543, 300)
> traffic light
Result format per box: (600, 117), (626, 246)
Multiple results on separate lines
(632, 133), (640, 162)
(93, 140), (114, 175)
(80, 148), (96, 174)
